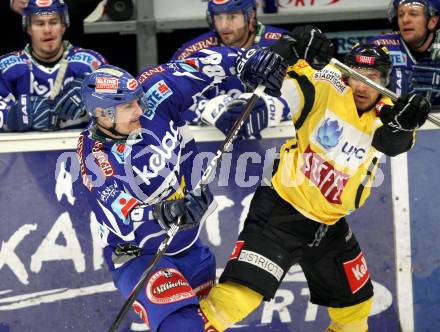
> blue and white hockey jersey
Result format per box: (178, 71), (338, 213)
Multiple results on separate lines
(77, 47), (239, 271)
(368, 31), (440, 97)
(171, 22), (287, 99)
(0, 42), (107, 131)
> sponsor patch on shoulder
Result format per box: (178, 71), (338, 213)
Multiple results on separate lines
(264, 32), (282, 40)
(138, 65), (165, 84)
(145, 80), (173, 119)
(313, 68), (347, 94)
(0, 54), (25, 73)
(146, 268), (195, 304)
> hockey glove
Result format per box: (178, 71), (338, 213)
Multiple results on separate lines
(236, 45), (287, 97)
(379, 93), (431, 132)
(270, 25), (334, 70)
(410, 58), (440, 98)
(153, 185), (213, 231)
(53, 76), (87, 122)
(6, 95), (54, 131)
(201, 93), (286, 139)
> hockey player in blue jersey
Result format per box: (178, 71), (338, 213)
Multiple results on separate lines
(172, 0), (286, 62)
(170, 0), (290, 136)
(0, 0), (107, 132)
(369, 0), (440, 105)
(77, 45), (287, 331)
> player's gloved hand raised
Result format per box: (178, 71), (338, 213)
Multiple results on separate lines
(270, 25), (334, 70)
(379, 93), (431, 132)
(53, 76), (87, 122)
(236, 45), (287, 97)
(153, 185), (214, 231)
(6, 95), (54, 132)
(410, 58), (440, 98)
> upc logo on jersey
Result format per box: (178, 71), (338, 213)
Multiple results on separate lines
(355, 55), (375, 65)
(312, 110), (373, 170)
(95, 77), (119, 94)
(316, 118), (343, 149)
(342, 252), (370, 294)
(146, 268), (195, 304)
(145, 80), (173, 119)
(110, 192), (140, 224)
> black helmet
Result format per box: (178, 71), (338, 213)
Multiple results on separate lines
(344, 43), (393, 85)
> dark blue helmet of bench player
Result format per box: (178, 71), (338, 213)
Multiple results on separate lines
(81, 65), (146, 122)
(22, 0), (70, 30)
(388, 0), (440, 28)
(345, 43), (393, 86)
(206, 0), (257, 31)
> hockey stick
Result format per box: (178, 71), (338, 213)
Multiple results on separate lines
(330, 58), (440, 128)
(49, 47), (69, 129)
(108, 84), (266, 332)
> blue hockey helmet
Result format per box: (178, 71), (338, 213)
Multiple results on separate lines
(345, 43), (393, 85)
(207, 0), (257, 31)
(388, 0), (440, 25)
(81, 65), (145, 122)
(22, 0), (70, 30)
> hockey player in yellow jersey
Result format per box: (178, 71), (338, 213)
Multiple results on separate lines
(198, 26), (431, 332)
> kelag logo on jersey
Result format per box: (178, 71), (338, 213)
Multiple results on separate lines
(145, 80), (173, 119)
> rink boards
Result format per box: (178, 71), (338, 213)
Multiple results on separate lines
(0, 125), (438, 332)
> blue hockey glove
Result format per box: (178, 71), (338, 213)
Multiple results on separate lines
(270, 25), (334, 70)
(6, 95), (54, 132)
(201, 93), (287, 139)
(215, 97), (268, 139)
(53, 77), (87, 122)
(236, 45), (287, 97)
(379, 93), (431, 132)
(153, 185), (214, 231)
(410, 58), (440, 99)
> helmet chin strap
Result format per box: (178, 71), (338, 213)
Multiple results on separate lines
(412, 16), (435, 50)
(240, 29), (254, 48)
(412, 30), (433, 50)
(96, 121), (129, 140)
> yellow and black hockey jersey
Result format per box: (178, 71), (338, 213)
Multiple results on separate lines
(272, 60), (408, 225)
